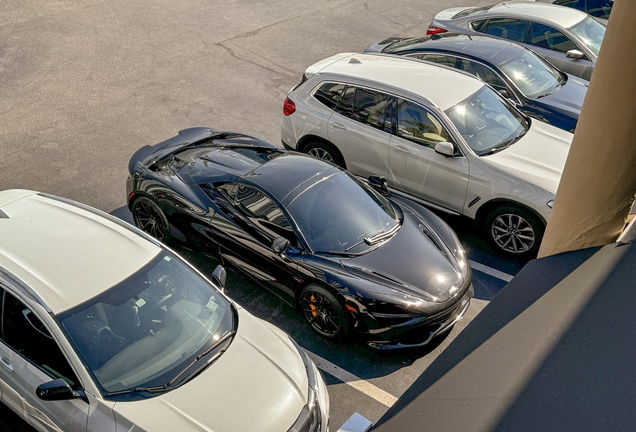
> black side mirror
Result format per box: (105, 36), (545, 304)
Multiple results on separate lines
(212, 265), (227, 290)
(368, 176), (389, 195)
(272, 237), (290, 255)
(36, 379), (86, 402)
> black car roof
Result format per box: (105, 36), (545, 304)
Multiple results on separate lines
(385, 33), (525, 66)
(181, 142), (341, 204)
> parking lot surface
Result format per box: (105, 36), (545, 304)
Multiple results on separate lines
(0, 0), (525, 430)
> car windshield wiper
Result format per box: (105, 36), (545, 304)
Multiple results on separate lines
(167, 330), (235, 387)
(364, 222), (400, 245)
(482, 127), (529, 156)
(106, 330), (235, 396)
(536, 83), (562, 99)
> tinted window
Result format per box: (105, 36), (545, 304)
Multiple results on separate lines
(485, 18), (527, 42)
(335, 85), (355, 117)
(58, 252), (234, 395)
(285, 172), (399, 254)
(352, 88), (389, 130)
(314, 82), (345, 110)
(445, 86), (529, 155)
(235, 185), (295, 240)
(529, 23), (577, 53)
(456, 59), (508, 91)
(397, 99), (453, 149)
(471, 19), (488, 32)
(1, 290), (81, 389)
(569, 16), (605, 56)
(555, 0), (612, 19)
(420, 54), (458, 68)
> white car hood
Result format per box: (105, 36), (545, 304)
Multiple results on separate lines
(482, 121), (572, 193)
(112, 308), (308, 432)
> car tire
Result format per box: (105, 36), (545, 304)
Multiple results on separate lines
(131, 196), (172, 243)
(300, 284), (349, 339)
(484, 205), (544, 258)
(304, 141), (346, 169)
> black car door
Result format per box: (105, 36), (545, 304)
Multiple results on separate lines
(209, 182), (301, 304)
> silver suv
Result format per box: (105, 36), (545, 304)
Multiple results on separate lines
(281, 53), (573, 257)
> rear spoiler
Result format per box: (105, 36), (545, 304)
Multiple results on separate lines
(364, 37), (409, 54)
(127, 128), (220, 175)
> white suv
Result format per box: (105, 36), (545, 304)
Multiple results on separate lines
(281, 53), (572, 257)
(0, 190), (328, 432)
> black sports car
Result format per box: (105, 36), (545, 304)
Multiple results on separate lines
(126, 128), (473, 349)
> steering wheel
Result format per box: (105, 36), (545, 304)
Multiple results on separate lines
(153, 294), (174, 312)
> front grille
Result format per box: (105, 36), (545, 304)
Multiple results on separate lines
(425, 300), (462, 326)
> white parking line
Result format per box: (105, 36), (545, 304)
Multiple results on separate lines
(305, 350), (398, 408)
(468, 260), (514, 282)
(337, 413), (373, 432)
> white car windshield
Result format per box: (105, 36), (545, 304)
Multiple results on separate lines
(569, 16), (605, 57)
(444, 86), (529, 155)
(58, 251), (235, 397)
(500, 50), (564, 99)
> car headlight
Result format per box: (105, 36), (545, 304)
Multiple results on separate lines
(287, 337), (325, 432)
(547, 200), (554, 209)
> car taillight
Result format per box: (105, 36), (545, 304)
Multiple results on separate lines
(283, 97), (296, 116)
(426, 26), (447, 35)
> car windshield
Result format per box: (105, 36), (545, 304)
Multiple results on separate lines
(500, 50), (564, 99)
(445, 86), (529, 155)
(57, 251), (234, 396)
(568, 16), (605, 56)
(285, 171), (400, 254)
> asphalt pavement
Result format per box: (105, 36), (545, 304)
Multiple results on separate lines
(0, 0), (524, 430)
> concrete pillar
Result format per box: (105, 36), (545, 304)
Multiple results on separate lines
(538, 1), (636, 258)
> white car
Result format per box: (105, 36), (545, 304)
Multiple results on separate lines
(281, 53), (573, 257)
(0, 190), (328, 432)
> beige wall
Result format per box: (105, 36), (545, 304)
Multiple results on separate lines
(538, 1), (636, 257)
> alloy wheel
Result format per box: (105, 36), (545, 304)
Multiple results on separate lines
(308, 148), (334, 163)
(491, 213), (535, 254)
(133, 201), (168, 241)
(301, 291), (343, 337)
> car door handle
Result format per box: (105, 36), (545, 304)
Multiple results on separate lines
(0, 356), (14, 372)
(333, 122), (347, 130)
(394, 145), (411, 154)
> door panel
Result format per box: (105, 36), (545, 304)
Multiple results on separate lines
(209, 184), (300, 304)
(0, 289), (88, 432)
(327, 85), (391, 178)
(526, 22), (593, 79)
(388, 99), (470, 212)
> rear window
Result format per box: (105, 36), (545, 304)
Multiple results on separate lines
(313, 82), (346, 110)
(452, 4), (495, 19)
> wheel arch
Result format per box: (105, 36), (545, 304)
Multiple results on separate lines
(296, 135), (346, 167)
(475, 198), (547, 228)
(127, 190), (154, 211)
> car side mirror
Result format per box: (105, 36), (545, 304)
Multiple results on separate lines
(566, 49), (585, 60)
(272, 237), (290, 256)
(212, 265), (227, 291)
(434, 142), (455, 157)
(37, 379), (86, 403)
(368, 176), (389, 195)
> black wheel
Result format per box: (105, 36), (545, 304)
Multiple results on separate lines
(485, 205), (544, 258)
(300, 285), (348, 339)
(304, 141), (346, 169)
(132, 196), (171, 243)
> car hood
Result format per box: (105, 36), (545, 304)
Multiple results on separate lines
(535, 74), (588, 116)
(112, 309), (308, 432)
(482, 121), (572, 193)
(342, 211), (467, 303)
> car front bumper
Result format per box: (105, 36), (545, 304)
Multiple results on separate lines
(365, 284), (474, 350)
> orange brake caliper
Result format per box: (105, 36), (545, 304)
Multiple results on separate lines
(309, 295), (318, 317)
